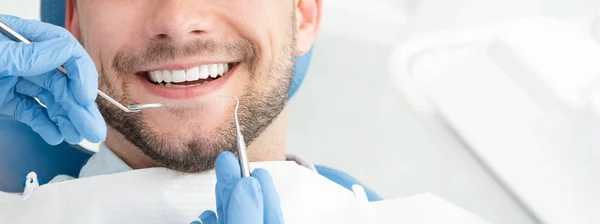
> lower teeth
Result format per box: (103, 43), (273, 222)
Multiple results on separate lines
(150, 77), (216, 87)
(153, 81), (210, 88)
(161, 83), (203, 88)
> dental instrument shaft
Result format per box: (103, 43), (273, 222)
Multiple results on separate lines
(221, 95), (251, 177)
(0, 21), (142, 113)
(55, 66), (135, 112)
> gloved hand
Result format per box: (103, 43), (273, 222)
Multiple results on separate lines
(0, 15), (106, 145)
(192, 151), (284, 224)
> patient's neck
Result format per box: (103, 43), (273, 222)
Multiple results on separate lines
(104, 108), (288, 170)
(247, 108), (287, 162)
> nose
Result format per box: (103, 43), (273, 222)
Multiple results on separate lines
(145, 1), (214, 43)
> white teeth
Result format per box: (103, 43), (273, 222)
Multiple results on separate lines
(150, 71), (163, 83)
(186, 67), (200, 81)
(164, 83), (201, 88)
(172, 70), (186, 83)
(162, 70), (173, 83)
(147, 63), (231, 85)
(165, 83), (186, 89)
(199, 65), (209, 79)
(209, 64), (219, 78)
(218, 64), (224, 75)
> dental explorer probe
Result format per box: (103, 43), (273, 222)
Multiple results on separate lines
(220, 95), (251, 177)
(0, 21), (162, 113)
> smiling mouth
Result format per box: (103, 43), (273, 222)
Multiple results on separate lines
(139, 63), (238, 88)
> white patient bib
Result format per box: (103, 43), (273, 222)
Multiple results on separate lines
(1, 162), (364, 224)
(0, 161), (492, 224)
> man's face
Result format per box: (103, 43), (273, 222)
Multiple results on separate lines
(72, 1), (306, 172)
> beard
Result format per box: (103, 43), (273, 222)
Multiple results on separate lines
(95, 25), (297, 173)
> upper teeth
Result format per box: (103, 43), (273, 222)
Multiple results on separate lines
(148, 63), (230, 83)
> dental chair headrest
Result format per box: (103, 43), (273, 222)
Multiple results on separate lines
(40, 0), (312, 98)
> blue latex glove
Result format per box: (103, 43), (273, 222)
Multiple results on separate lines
(192, 151), (284, 224)
(0, 15), (106, 145)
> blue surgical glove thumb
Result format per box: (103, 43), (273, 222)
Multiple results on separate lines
(252, 169), (284, 224)
(227, 177), (264, 224)
(197, 210), (218, 224)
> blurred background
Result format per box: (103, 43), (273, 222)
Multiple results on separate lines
(2, 0), (600, 223)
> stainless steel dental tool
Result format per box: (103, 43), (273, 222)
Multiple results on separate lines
(220, 95), (251, 177)
(0, 21), (162, 113)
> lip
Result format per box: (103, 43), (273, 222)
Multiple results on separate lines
(136, 63), (239, 99)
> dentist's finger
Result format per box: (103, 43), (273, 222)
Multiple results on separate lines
(215, 151), (242, 224)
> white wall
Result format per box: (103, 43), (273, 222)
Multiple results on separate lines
(0, 0), (40, 20)
(286, 2), (537, 223)
(287, 33), (536, 224)
(408, 0), (600, 34)
(291, 1), (599, 224)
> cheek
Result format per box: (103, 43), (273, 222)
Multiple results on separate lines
(79, 2), (147, 68)
(79, 3), (150, 94)
(223, 1), (294, 52)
